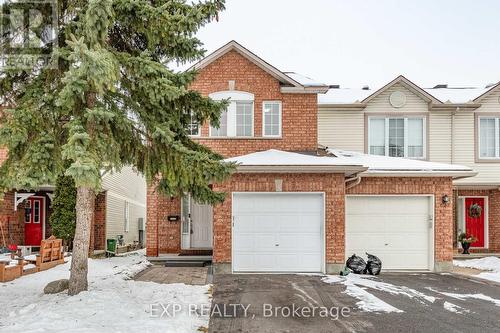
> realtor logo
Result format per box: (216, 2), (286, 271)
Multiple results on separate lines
(0, 0), (58, 69)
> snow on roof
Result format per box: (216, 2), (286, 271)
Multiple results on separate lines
(225, 149), (475, 177)
(283, 72), (327, 87)
(318, 84), (497, 105)
(318, 88), (373, 104)
(225, 149), (361, 166)
(329, 149), (474, 174)
(423, 87), (490, 104)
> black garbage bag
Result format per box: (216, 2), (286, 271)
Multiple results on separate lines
(366, 253), (382, 275)
(346, 254), (367, 274)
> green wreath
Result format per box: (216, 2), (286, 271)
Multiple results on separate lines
(468, 203), (482, 218)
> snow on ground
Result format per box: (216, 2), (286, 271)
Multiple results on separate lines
(322, 274), (435, 313)
(0, 250), (212, 333)
(453, 257), (500, 283)
(443, 301), (469, 314)
(427, 287), (500, 307)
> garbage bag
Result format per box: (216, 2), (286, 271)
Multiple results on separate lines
(366, 252), (382, 275)
(346, 254), (367, 274)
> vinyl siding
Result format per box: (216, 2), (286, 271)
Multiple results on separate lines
(318, 109), (364, 151)
(455, 88), (500, 185)
(428, 112), (452, 163)
(364, 83), (429, 114)
(102, 166), (146, 244)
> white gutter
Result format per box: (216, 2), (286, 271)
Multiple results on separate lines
(235, 165), (368, 174)
(345, 174), (362, 189)
(362, 170), (477, 179)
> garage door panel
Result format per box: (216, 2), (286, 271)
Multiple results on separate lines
(346, 196), (432, 271)
(347, 216), (385, 233)
(233, 193), (323, 272)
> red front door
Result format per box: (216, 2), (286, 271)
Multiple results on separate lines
(24, 197), (45, 246)
(465, 197), (485, 248)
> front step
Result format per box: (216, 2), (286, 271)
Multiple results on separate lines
(165, 260), (210, 267)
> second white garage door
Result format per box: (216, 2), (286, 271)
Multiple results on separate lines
(232, 193), (324, 273)
(345, 196), (434, 271)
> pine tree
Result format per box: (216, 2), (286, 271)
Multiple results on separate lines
(49, 175), (77, 248)
(0, 0), (232, 295)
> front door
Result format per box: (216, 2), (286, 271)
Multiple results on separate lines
(190, 201), (213, 248)
(24, 197), (45, 246)
(465, 197), (485, 248)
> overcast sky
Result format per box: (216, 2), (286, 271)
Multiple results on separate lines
(195, 0), (500, 89)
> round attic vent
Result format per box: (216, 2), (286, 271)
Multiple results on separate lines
(389, 91), (407, 108)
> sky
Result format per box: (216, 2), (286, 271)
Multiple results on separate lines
(194, 0), (500, 89)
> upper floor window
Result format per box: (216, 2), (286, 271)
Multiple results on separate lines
(209, 91), (254, 137)
(263, 101), (282, 137)
(479, 117), (500, 158)
(186, 111), (200, 136)
(368, 116), (426, 159)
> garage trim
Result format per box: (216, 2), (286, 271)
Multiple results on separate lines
(231, 192), (326, 274)
(345, 194), (435, 271)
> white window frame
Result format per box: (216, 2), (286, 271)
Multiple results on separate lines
(367, 116), (427, 159)
(262, 101), (282, 137)
(124, 201), (130, 232)
(478, 117), (500, 159)
(209, 91), (254, 138)
(187, 111), (200, 137)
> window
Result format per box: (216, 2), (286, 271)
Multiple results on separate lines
(479, 117), (500, 158)
(25, 200), (31, 223)
(33, 200), (40, 223)
(263, 101), (282, 137)
(209, 91), (254, 137)
(124, 202), (130, 232)
(368, 117), (425, 159)
(186, 111), (200, 136)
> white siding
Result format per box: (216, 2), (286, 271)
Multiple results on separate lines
(455, 88), (500, 185)
(428, 112), (452, 163)
(318, 109), (364, 151)
(364, 83), (429, 114)
(102, 166), (146, 244)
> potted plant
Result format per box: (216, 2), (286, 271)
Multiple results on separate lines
(458, 233), (477, 254)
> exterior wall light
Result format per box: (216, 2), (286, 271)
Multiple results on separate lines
(442, 194), (450, 205)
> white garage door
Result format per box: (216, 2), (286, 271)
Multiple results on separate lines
(232, 193), (323, 272)
(346, 196), (433, 270)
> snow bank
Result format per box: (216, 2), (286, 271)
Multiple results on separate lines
(453, 257), (500, 283)
(0, 250), (211, 333)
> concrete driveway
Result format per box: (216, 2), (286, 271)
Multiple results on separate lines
(209, 273), (500, 333)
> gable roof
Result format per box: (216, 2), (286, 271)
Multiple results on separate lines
(473, 82), (500, 102)
(190, 41), (328, 93)
(361, 75), (442, 104)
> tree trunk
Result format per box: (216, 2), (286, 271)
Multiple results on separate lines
(68, 186), (95, 295)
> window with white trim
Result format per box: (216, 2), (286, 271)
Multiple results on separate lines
(209, 91), (254, 137)
(263, 101), (282, 137)
(124, 201), (130, 232)
(368, 117), (426, 158)
(186, 111), (200, 136)
(479, 117), (500, 158)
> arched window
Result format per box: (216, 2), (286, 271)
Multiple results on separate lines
(209, 91), (254, 137)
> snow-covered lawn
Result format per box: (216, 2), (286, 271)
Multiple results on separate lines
(453, 257), (500, 283)
(0, 250), (212, 333)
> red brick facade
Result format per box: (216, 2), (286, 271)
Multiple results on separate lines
(190, 50), (317, 157)
(145, 46), (459, 272)
(455, 189), (500, 252)
(90, 192), (106, 251)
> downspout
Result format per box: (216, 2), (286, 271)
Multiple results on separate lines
(345, 173), (362, 190)
(451, 107), (458, 164)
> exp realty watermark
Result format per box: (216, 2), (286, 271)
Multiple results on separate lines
(0, 0), (58, 69)
(151, 303), (351, 321)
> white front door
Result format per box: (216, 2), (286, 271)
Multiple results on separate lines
(232, 193), (324, 273)
(345, 195), (433, 270)
(190, 201), (213, 248)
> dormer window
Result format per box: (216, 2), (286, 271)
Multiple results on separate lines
(209, 91), (254, 137)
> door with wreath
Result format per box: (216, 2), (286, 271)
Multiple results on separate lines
(464, 197), (485, 248)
